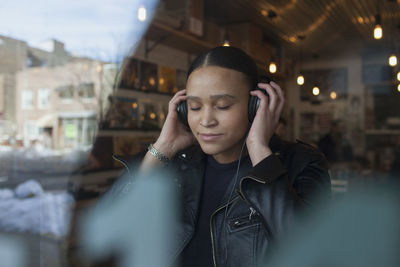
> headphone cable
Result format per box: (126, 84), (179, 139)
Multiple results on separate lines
(222, 131), (249, 266)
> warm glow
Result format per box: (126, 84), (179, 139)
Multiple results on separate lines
(389, 54), (397, 67)
(222, 40), (230, 47)
(149, 77), (156, 86)
(289, 36), (297, 43)
(330, 91), (337, 100)
(398, 84), (400, 92)
(357, 16), (364, 23)
(374, 24), (382, 39)
(160, 113), (165, 120)
(261, 10), (268, 16)
(312, 86), (320, 96)
(149, 113), (156, 119)
(397, 71), (400, 81)
(297, 74), (304, 85)
(159, 78), (165, 85)
(138, 5), (147, 22)
(132, 102), (138, 109)
(269, 62), (277, 73)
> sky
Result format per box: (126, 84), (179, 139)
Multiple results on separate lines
(0, 0), (159, 62)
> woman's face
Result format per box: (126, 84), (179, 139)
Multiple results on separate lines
(186, 66), (251, 163)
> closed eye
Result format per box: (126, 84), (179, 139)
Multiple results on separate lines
(217, 106), (231, 110)
(190, 107), (201, 111)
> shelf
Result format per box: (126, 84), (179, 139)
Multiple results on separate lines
(145, 21), (214, 55)
(115, 88), (173, 101)
(97, 130), (160, 137)
(364, 129), (400, 135)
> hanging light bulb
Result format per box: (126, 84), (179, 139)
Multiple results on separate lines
(373, 14), (382, 39)
(269, 62), (277, 73)
(374, 24), (383, 39)
(312, 86), (320, 96)
(297, 74), (305, 85)
(397, 71), (400, 81)
(389, 54), (397, 67)
(330, 91), (337, 100)
(138, 5), (147, 22)
(222, 30), (230, 47)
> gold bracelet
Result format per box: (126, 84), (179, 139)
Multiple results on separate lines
(147, 144), (170, 165)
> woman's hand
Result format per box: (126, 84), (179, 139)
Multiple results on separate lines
(246, 82), (285, 166)
(153, 89), (195, 159)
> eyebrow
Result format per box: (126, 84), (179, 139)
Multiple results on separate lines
(187, 94), (236, 101)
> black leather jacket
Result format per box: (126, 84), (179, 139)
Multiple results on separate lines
(105, 135), (331, 267)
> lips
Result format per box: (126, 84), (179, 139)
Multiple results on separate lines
(198, 133), (223, 142)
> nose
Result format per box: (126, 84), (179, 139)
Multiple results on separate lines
(199, 107), (217, 127)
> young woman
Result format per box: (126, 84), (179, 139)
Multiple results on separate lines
(109, 46), (331, 266)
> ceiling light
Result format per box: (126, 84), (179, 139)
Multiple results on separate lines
(373, 14), (383, 39)
(297, 74), (304, 85)
(389, 54), (397, 66)
(222, 30), (230, 47)
(138, 5), (147, 22)
(269, 62), (277, 73)
(312, 86), (320, 96)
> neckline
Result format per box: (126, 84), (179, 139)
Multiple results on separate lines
(206, 154), (249, 170)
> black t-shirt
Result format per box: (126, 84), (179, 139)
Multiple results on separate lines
(181, 155), (249, 266)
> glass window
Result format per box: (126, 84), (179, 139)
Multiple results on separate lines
(77, 83), (95, 98)
(21, 90), (34, 109)
(57, 85), (74, 100)
(38, 88), (51, 109)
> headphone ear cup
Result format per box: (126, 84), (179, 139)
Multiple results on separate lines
(248, 95), (260, 123)
(176, 100), (189, 127)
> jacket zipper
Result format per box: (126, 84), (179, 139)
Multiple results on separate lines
(209, 196), (240, 267)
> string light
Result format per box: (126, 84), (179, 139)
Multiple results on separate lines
(389, 54), (397, 67)
(269, 62), (277, 73)
(312, 86), (320, 96)
(397, 71), (400, 81)
(373, 14), (382, 40)
(330, 91), (337, 100)
(297, 74), (305, 85)
(398, 84), (400, 92)
(138, 5), (147, 22)
(374, 24), (383, 39)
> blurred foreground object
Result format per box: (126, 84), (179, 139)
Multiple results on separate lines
(0, 234), (26, 267)
(266, 186), (400, 267)
(80, 170), (178, 267)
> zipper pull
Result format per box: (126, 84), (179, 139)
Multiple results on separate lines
(249, 207), (256, 220)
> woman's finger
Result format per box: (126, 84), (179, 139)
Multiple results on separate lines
(168, 90), (187, 109)
(250, 89), (269, 111)
(270, 82), (285, 123)
(258, 83), (278, 112)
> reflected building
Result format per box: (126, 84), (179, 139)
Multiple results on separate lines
(0, 35), (116, 149)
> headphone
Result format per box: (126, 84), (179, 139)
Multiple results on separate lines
(176, 78), (271, 127)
